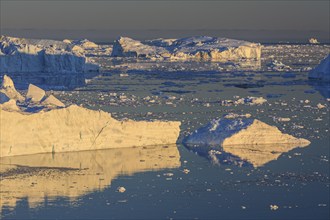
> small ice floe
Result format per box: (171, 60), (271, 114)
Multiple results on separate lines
(224, 113), (251, 119)
(117, 186), (126, 193)
(267, 60), (291, 71)
(163, 172), (174, 177)
(277, 117), (291, 122)
(317, 103), (326, 109)
(237, 97), (267, 105)
(270, 205), (279, 211)
(120, 73), (129, 77)
(221, 97), (267, 106)
(182, 169), (190, 174)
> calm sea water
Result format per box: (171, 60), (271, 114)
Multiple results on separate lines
(1, 45), (329, 219)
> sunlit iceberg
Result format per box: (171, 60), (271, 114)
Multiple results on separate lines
(183, 115), (310, 167)
(0, 76), (181, 157)
(111, 36), (261, 61)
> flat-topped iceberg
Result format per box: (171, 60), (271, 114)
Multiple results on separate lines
(309, 54), (330, 81)
(183, 115), (310, 167)
(0, 76), (181, 157)
(111, 36), (261, 61)
(0, 35), (100, 73)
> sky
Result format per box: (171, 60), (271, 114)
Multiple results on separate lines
(0, 0), (329, 42)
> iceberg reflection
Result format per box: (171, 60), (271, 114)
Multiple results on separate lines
(0, 145), (181, 211)
(184, 142), (309, 168)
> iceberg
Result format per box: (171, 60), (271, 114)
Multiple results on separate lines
(183, 115), (310, 167)
(0, 35), (99, 73)
(111, 36), (168, 58)
(0, 76), (181, 157)
(309, 38), (320, 44)
(309, 54), (330, 82)
(111, 36), (261, 61)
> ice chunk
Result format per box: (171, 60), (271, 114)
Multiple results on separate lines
(41, 95), (65, 107)
(0, 99), (20, 112)
(309, 54), (330, 82)
(0, 75), (24, 102)
(26, 84), (45, 102)
(267, 60), (291, 71)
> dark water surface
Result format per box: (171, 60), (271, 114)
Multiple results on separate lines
(1, 45), (329, 219)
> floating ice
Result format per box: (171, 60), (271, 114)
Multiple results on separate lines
(183, 115), (310, 167)
(309, 38), (320, 44)
(26, 84), (46, 102)
(111, 36), (261, 61)
(0, 36), (100, 74)
(0, 76), (181, 157)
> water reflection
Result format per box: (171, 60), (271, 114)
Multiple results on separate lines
(185, 142), (309, 168)
(0, 145), (181, 212)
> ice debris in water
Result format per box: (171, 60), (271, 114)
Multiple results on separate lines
(220, 96), (267, 106)
(270, 205), (279, 211)
(117, 187), (126, 193)
(267, 60), (291, 71)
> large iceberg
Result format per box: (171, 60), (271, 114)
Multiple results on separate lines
(308, 54), (330, 82)
(0, 35), (100, 73)
(183, 115), (310, 167)
(0, 76), (181, 157)
(111, 36), (261, 61)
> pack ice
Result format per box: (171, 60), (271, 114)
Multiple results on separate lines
(0, 76), (181, 157)
(309, 54), (330, 81)
(0, 35), (100, 74)
(111, 36), (261, 61)
(183, 115), (310, 167)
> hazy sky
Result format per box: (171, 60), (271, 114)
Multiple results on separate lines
(0, 0), (329, 42)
